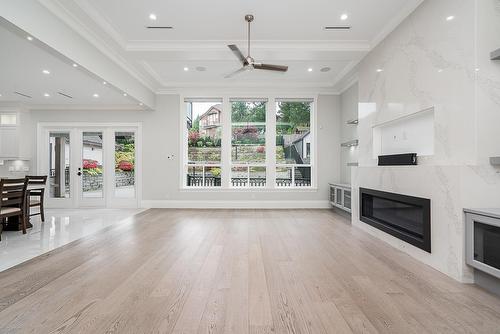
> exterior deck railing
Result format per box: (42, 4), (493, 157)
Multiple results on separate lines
(186, 175), (311, 187)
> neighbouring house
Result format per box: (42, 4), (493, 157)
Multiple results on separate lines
(199, 104), (221, 138)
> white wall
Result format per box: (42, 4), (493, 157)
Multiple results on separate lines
(351, 0), (500, 282)
(339, 83), (359, 184)
(19, 93), (341, 207)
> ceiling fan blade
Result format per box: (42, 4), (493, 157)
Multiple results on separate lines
(224, 67), (248, 78)
(254, 63), (288, 72)
(228, 45), (247, 65)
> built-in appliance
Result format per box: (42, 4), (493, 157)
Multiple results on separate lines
(360, 188), (431, 252)
(465, 209), (500, 279)
(378, 153), (417, 166)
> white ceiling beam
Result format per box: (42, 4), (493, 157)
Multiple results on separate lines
(0, 0), (156, 108)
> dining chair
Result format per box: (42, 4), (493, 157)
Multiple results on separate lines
(26, 175), (48, 222)
(0, 178), (28, 236)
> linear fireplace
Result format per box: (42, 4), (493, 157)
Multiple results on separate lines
(360, 188), (431, 252)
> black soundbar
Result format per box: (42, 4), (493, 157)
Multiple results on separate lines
(378, 153), (417, 166)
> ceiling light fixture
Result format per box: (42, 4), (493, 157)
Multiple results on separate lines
(340, 13), (348, 21)
(376, 68), (383, 73)
(72, 63), (78, 68)
(103, 81), (107, 85)
(139, 103), (144, 106)
(149, 13), (157, 20)
(42, 69), (50, 74)
(44, 93), (50, 97)
(123, 93), (128, 97)
(320, 67), (331, 72)
(93, 93), (99, 98)
(437, 69), (443, 73)
(27, 36), (33, 41)
(446, 15), (455, 21)
(308, 68), (313, 72)
(183, 67), (189, 71)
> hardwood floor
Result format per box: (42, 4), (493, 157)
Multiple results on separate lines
(1, 209), (500, 333)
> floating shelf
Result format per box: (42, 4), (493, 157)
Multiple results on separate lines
(341, 139), (359, 147)
(347, 162), (359, 167)
(346, 119), (359, 125)
(491, 49), (500, 60)
(490, 157), (500, 165)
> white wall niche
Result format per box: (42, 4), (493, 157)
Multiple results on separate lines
(372, 107), (434, 159)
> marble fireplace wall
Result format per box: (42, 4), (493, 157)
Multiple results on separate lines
(352, 0), (500, 282)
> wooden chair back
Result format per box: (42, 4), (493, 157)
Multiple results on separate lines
(26, 175), (48, 186)
(0, 178), (28, 209)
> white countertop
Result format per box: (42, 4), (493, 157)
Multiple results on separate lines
(464, 208), (500, 220)
(329, 182), (351, 188)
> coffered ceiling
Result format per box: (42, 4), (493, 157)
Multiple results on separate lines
(35, 0), (423, 92)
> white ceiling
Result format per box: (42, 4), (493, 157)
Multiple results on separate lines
(40, 0), (423, 91)
(0, 19), (142, 108)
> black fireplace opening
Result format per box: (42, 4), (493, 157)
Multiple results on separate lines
(360, 188), (431, 253)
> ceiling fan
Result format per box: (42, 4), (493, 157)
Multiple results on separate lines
(225, 14), (288, 78)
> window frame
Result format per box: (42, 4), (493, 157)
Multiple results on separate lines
(180, 95), (317, 191)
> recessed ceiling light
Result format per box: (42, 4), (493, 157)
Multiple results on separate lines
(446, 15), (455, 21)
(123, 93), (128, 97)
(475, 68), (480, 72)
(139, 103), (144, 106)
(44, 93), (50, 97)
(149, 13), (157, 20)
(42, 69), (50, 74)
(93, 93), (99, 98)
(103, 81), (107, 85)
(320, 67), (331, 72)
(376, 68), (383, 73)
(0, 93), (2, 97)
(308, 68), (313, 72)
(72, 63), (78, 68)
(340, 13), (348, 21)
(437, 69), (443, 73)
(27, 36), (33, 41)
(183, 67), (189, 71)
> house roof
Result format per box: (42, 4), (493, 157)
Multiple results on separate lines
(292, 131), (311, 144)
(199, 104), (222, 120)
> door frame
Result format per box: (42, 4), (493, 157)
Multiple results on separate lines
(36, 122), (142, 209)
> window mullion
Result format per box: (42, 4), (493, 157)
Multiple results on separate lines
(266, 96), (276, 188)
(221, 96), (231, 188)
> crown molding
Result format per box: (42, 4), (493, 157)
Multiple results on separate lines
(332, 0), (423, 92)
(37, 0), (159, 91)
(27, 104), (150, 111)
(126, 40), (371, 52)
(369, 0), (424, 49)
(157, 85), (338, 96)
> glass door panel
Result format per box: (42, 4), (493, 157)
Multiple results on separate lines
(81, 131), (104, 199)
(114, 132), (135, 198)
(49, 132), (71, 199)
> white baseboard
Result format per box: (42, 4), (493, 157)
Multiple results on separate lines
(141, 200), (331, 209)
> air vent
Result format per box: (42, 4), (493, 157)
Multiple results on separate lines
(146, 26), (174, 29)
(58, 92), (73, 99)
(14, 91), (32, 98)
(324, 26), (351, 30)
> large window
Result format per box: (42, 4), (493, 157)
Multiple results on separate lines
(231, 100), (266, 187)
(185, 100), (222, 187)
(275, 100), (312, 187)
(182, 97), (314, 189)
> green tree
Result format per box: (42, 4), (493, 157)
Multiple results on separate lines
(192, 115), (200, 131)
(231, 101), (266, 122)
(276, 102), (310, 131)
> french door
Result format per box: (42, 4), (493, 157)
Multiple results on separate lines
(38, 124), (140, 208)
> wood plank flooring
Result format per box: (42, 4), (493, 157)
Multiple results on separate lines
(1, 209), (500, 333)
